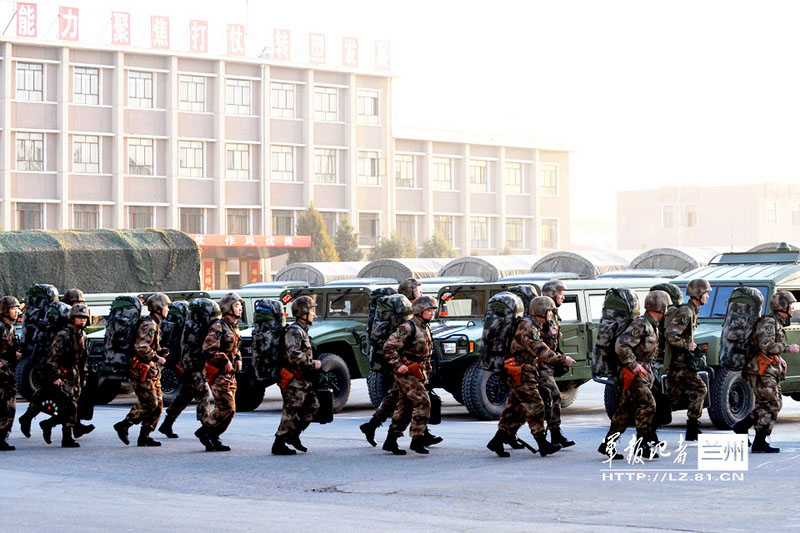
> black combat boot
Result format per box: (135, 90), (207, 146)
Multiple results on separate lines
(549, 426), (576, 448)
(504, 430), (525, 449)
(637, 432), (659, 459)
(73, 422), (95, 439)
(685, 419), (702, 442)
(40, 418), (56, 445)
(286, 434), (307, 453)
(137, 427), (161, 447)
(598, 431), (623, 460)
(422, 428), (443, 446)
(61, 426), (80, 448)
(486, 430), (511, 458)
(18, 411), (33, 438)
(382, 431), (407, 455)
(113, 420), (131, 445)
(534, 433), (562, 457)
(359, 418), (380, 447)
(194, 426), (214, 451)
(158, 415), (179, 439)
(409, 435), (429, 455)
(271, 435), (297, 455)
(732, 416), (754, 435)
(207, 431), (230, 452)
(0, 430), (15, 451)
(751, 430), (780, 453)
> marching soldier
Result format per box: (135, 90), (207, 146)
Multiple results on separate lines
(0, 296), (22, 451)
(272, 296), (321, 455)
(194, 293), (243, 452)
(487, 296), (575, 458)
(113, 293), (170, 447)
(733, 291), (800, 453)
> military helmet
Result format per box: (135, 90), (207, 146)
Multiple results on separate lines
(398, 278), (421, 300)
(219, 292), (244, 315)
(291, 295), (317, 318)
(508, 285), (539, 316)
(62, 289), (86, 305)
(770, 290), (797, 314)
(190, 298), (221, 320)
(530, 296), (556, 318)
(412, 295), (438, 315)
(541, 280), (567, 299)
(650, 283), (682, 306)
(644, 290), (671, 314)
(146, 293), (171, 314)
(0, 296), (21, 315)
(686, 279), (712, 299)
(68, 303), (91, 320)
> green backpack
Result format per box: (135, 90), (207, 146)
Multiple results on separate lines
(720, 287), (764, 371)
(591, 288), (639, 379)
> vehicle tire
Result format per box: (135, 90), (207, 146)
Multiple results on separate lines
(792, 393), (800, 402)
(604, 382), (621, 419)
(318, 352), (350, 413)
(443, 382), (464, 405)
(367, 371), (390, 409)
(160, 367), (180, 406)
(461, 360), (509, 420)
(235, 381), (266, 412)
(559, 385), (580, 409)
(93, 380), (121, 405)
(708, 369), (754, 429)
(14, 357), (38, 401)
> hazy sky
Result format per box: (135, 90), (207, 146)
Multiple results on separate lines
(8, 0), (800, 229)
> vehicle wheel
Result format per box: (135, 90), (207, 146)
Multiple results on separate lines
(709, 369), (754, 429)
(443, 382), (464, 405)
(604, 382), (621, 419)
(367, 371), (390, 409)
(461, 360), (509, 420)
(792, 393), (800, 402)
(93, 380), (121, 405)
(559, 385), (580, 409)
(319, 352), (351, 413)
(235, 381), (266, 412)
(160, 367), (180, 406)
(14, 357), (39, 401)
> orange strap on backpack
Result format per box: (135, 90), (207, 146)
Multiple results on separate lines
(205, 363), (220, 385)
(620, 367), (636, 391)
(757, 353), (780, 376)
(130, 356), (149, 383)
(279, 368), (295, 389)
(401, 358), (425, 380)
(504, 357), (523, 387)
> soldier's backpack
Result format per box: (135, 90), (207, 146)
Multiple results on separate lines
(720, 287), (764, 371)
(31, 301), (72, 363)
(251, 298), (287, 384)
(507, 285), (539, 316)
(480, 292), (525, 372)
(103, 295), (143, 369)
(180, 298), (220, 372)
(367, 289), (413, 373)
(21, 284), (59, 359)
(160, 301), (188, 370)
(592, 288), (640, 379)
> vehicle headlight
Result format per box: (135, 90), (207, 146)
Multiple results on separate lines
(442, 342), (457, 354)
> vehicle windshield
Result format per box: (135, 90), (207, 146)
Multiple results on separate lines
(439, 290), (487, 319)
(681, 285), (769, 319)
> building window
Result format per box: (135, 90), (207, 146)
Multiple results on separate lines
(357, 89), (380, 125)
(128, 206), (153, 229)
(315, 149), (338, 184)
(538, 163), (559, 195)
(683, 204), (698, 227)
(504, 162), (522, 194)
(15, 132), (44, 171)
(506, 218), (523, 249)
(358, 151), (381, 186)
(271, 82), (295, 118)
(359, 213), (380, 246)
(469, 160), (488, 192)
(180, 207), (205, 233)
(178, 74), (206, 112)
(766, 202), (777, 226)
(72, 135), (100, 174)
(662, 205), (675, 229)
(314, 86), (338, 121)
(16, 62), (43, 101)
(73, 66), (99, 105)
(541, 219), (559, 249)
(471, 217), (489, 249)
(433, 157), (454, 190)
(270, 146), (295, 182)
(178, 141), (204, 177)
(434, 215), (454, 242)
(320, 211), (339, 237)
(128, 138), (154, 176)
(397, 215), (416, 241)
(226, 208), (251, 234)
(793, 204), (800, 227)
(395, 154), (416, 188)
(18, 202), (43, 230)
(226, 143), (251, 179)
(226, 78), (251, 115)
(73, 204), (99, 229)
(272, 210), (294, 235)
(128, 71), (153, 108)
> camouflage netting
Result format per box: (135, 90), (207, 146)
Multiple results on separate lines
(438, 255), (541, 282)
(629, 247), (734, 274)
(274, 261), (369, 286)
(532, 251), (640, 279)
(0, 229), (200, 298)
(357, 258), (450, 282)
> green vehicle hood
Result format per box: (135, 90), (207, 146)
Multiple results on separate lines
(308, 319), (364, 343)
(432, 320), (483, 341)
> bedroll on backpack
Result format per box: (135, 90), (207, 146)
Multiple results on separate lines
(251, 298), (287, 384)
(181, 298), (220, 373)
(480, 292), (524, 372)
(21, 284), (59, 359)
(368, 291), (412, 372)
(720, 287), (764, 371)
(591, 288), (639, 379)
(103, 296), (143, 368)
(160, 301), (188, 370)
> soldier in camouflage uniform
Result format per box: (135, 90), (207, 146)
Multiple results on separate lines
(381, 295), (438, 455)
(0, 296), (22, 451)
(538, 279), (575, 448)
(194, 293), (243, 452)
(272, 295), (321, 456)
(733, 291), (800, 453)
(114, 293), (170, 447)
(665, 279), (711, 441)
(487, 296), (575, 458)
(44, 304), (90, 448)
(598, 290), (669, 460)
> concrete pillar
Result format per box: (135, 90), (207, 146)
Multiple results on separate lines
(111, 51), (125, 228)
(56, 47), (69, 229)
(0, 42), (11, 230)
(213, 60), (226, 234)
(165, 56), (178, 229)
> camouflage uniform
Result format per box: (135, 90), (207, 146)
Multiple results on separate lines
(275, 322), (319, 439)
(539, 308), (563, 428)
(385, 316), (433, 438)
(122, 315), (164, 431)
(665, 302), (706, 420)
(743, 314), (787, 434)
(45, 323), (87, 427)
(608, 314), (659, 437)
(201, 317), (241, 437)
(165, 345), (212, 423)
(0, 319), (19, 435)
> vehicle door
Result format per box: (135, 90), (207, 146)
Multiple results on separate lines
(782, 288), (800, 391)
(556, 291), (589, 380)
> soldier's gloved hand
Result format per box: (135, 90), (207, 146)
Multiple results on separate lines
(565, 356), (576, 366)
(313, 360), (322, 370)
(397, 364), (408, 375)
(789, 344), (800, 354)
(633, 363), (647, 377)
(780, 357), (788, 372)
(688, 342), (697, 351)
(224, 362), (233, 373)
(156, 356), (167, 365)
(53, 379), (63, 387)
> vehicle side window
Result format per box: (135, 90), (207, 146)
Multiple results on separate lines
(558, 295), (579, 322)
(588, 294), (605, 321)
(327, 292), (369, 318)
(439, 290), (486, 318)
(789, 290), (800, 324)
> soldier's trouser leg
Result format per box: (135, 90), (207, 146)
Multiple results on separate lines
(204, 373), (236, 436)
(515, 381), (547, 437)
(55, 383), (81, 428)
(610, 377), (656, 437)
(0, 370), (17, 434)
(498, 382), (528, 436)
(124, 374), (163, 432)
(667, 368), (707, 420)
(373, 375), (400, 424)
(747, 373), (782, 434)
(388, 375), (431, 438)
(276, 378), (318, 438)
(166, 372), (212, 422)
(538, 374), (562, 429)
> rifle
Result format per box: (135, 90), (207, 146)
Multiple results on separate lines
(515, 437), (538, 455)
